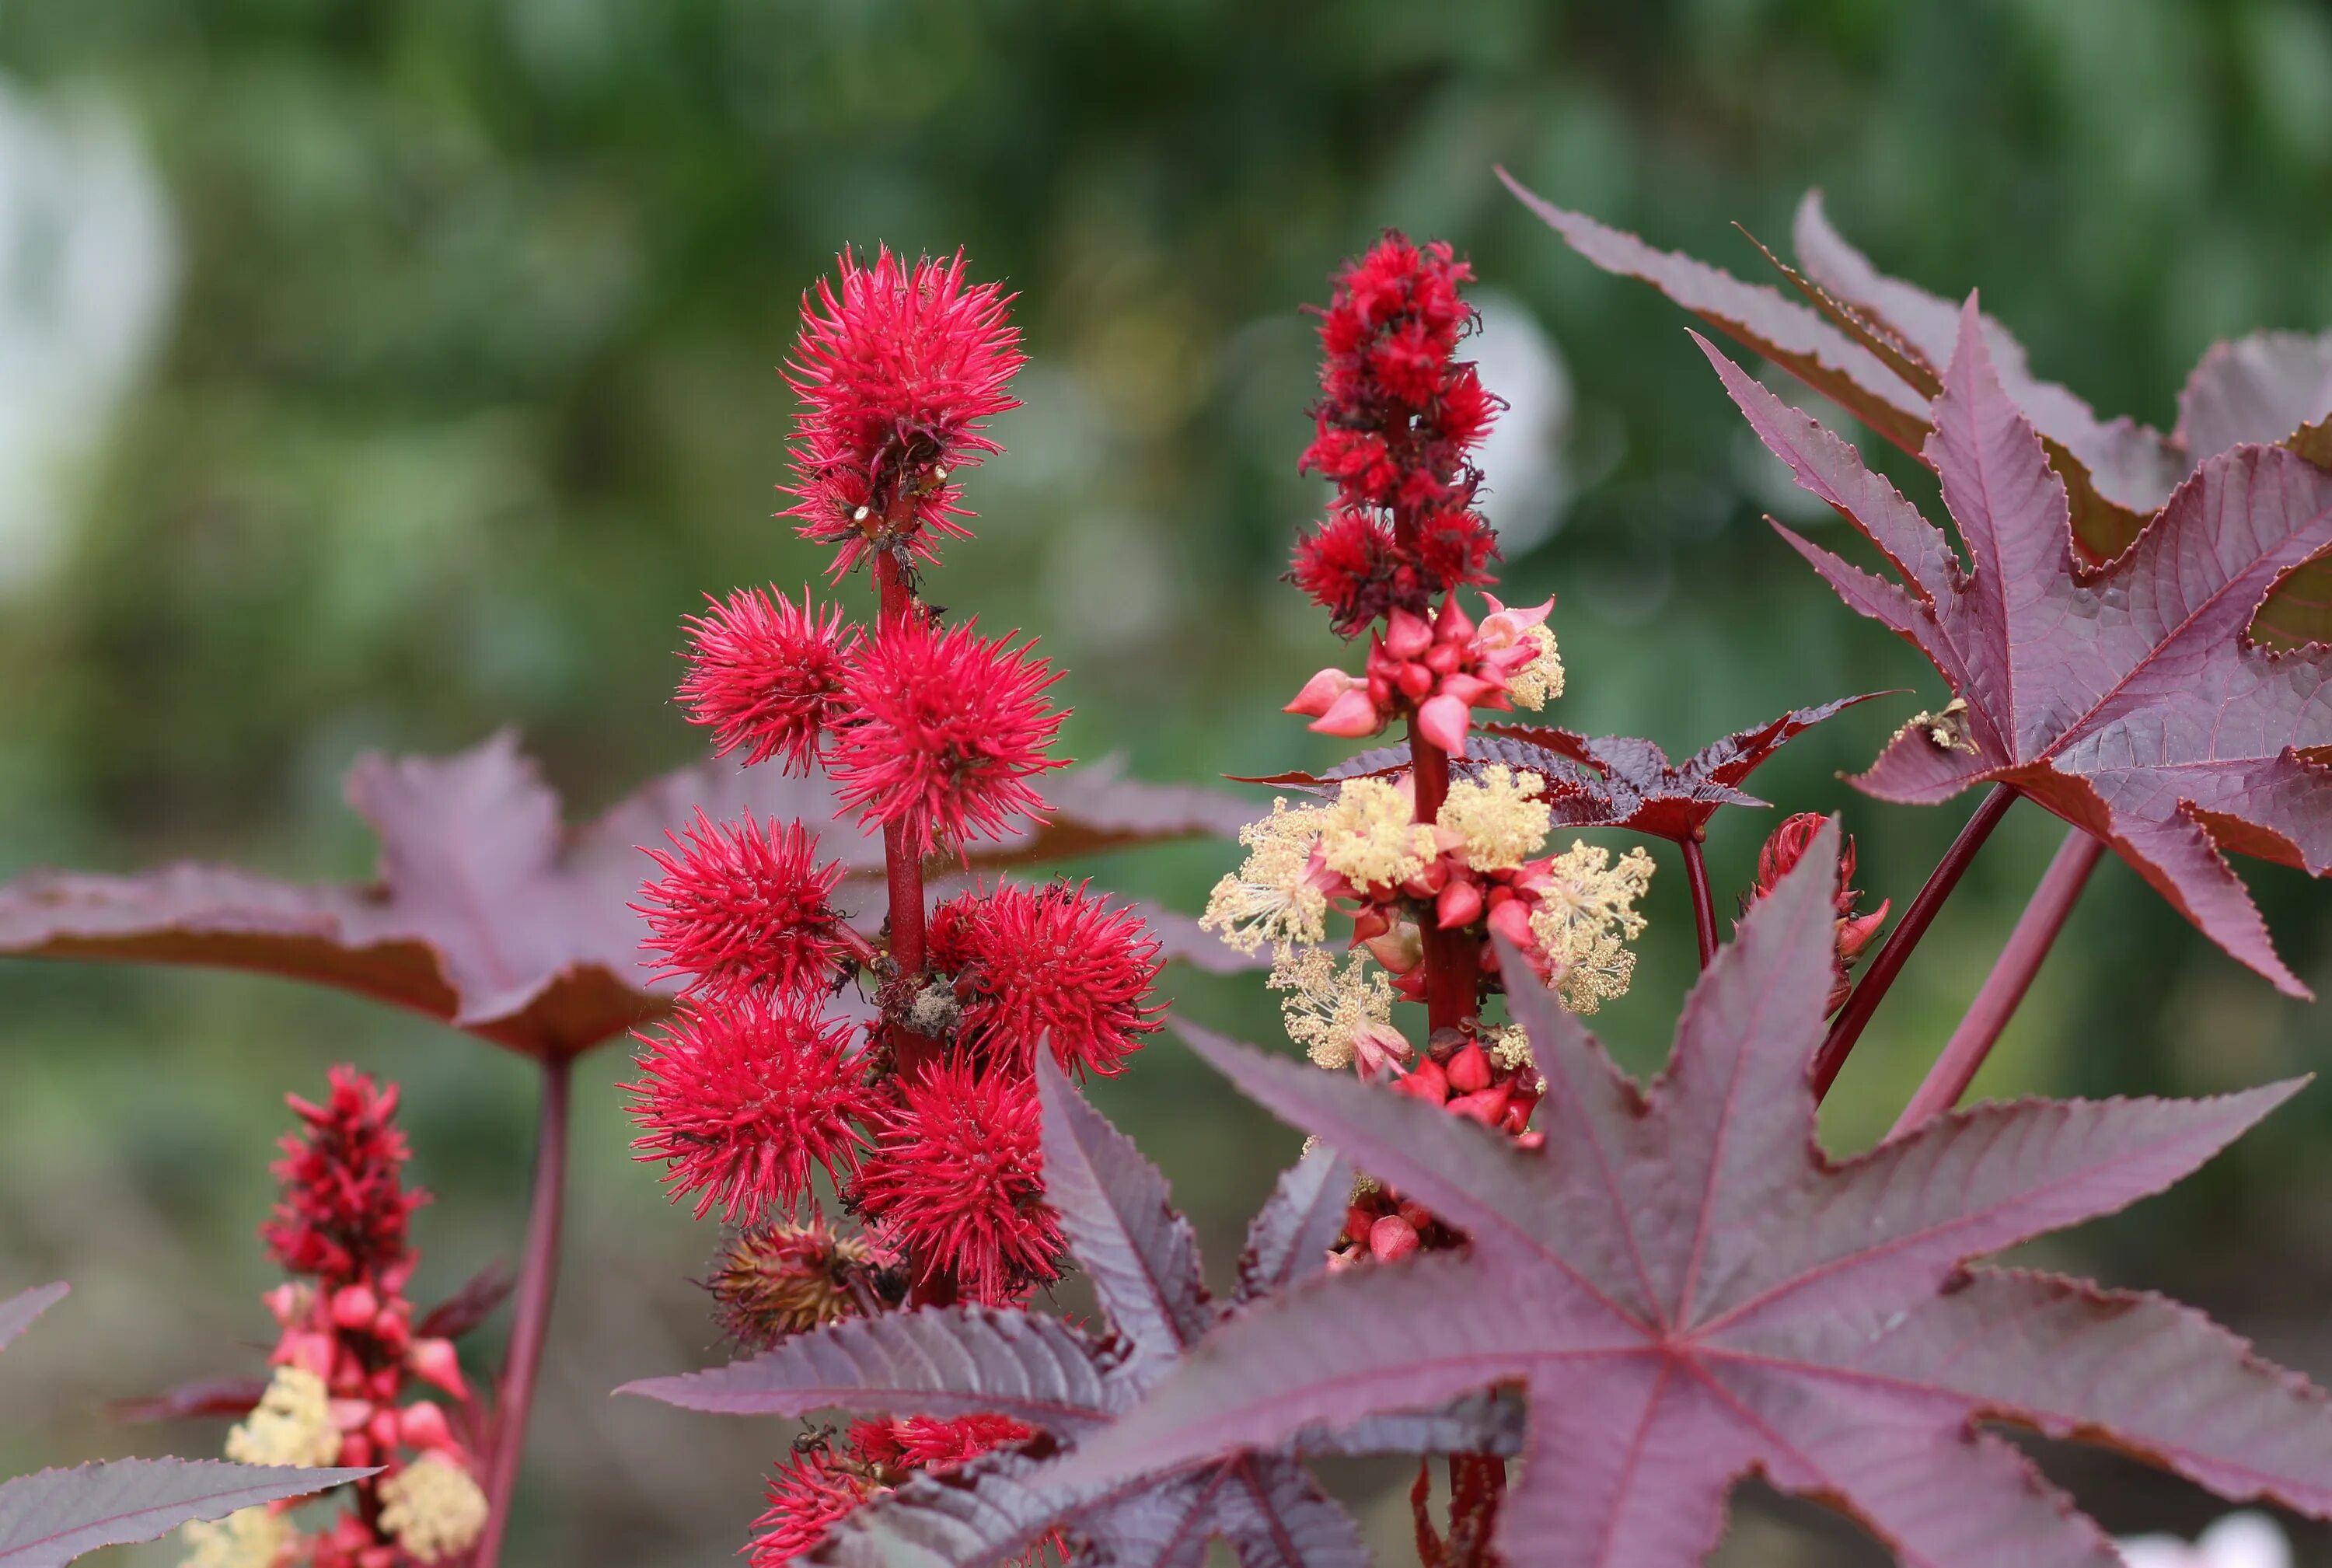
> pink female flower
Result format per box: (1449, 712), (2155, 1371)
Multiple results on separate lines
(677, 586), (861, 772)
(635, 810), (848, 1001)
(827, 616), (1066, 859)
(625, 996), (881, 1225)
(854, 1058), (1062, 1305)
(944, 881), (1164, 1078)
(784, 247), (1025, 578)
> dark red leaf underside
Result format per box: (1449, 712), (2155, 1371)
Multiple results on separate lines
(0, 737), (1251, 1060)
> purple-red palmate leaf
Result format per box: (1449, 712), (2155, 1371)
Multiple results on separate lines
(0, 737), (1252, 1061)
(1506, 170), (2332, 646)
(1237, 697), (1880, 845)
(624, 1060), (1497, 1566)
(0, 1459), (377, 1568)
(0, 1283), (66, 1355)
(1791, 194), (2332, 651)
(1048, 822), (2332, 1566)
(1709, 302), (2332, 996)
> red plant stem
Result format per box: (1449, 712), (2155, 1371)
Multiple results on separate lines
(1681, 833), (1719, 969)
(873, 550), (934, 1080)
(1810, 783), (2016, 1102)
(473, 1055), (571, 1568)
(1409, 722), (1478, 1034)
(1887, 826), (2104, 1138)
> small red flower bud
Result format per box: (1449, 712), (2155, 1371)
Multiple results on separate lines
(1369, 1214), (1421, 1262)
(1446, 1042), (1492, 1094)
(407, 1338), (467, 1399)
(330, 1285), (379, 1330)
(399, 1399), (454, 1452)
(1416, 693), (1470, 754)
(1437, 878), (1484, 931)
(1309, 686), (1384, 738)
(1285, 667), (1358, 718)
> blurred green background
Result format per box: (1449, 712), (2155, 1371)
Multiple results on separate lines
(4, 1), (2332, 1563)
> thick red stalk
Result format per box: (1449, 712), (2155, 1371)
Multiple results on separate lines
(1681, 834), (1718, 969)
(873, 550), (934, 1080)
(1888, 826), (2103, 1137)
(473, 1055), (570, 1568)
(1810, 784), (2016, 1101)
(1408, 722), (1477, 1034)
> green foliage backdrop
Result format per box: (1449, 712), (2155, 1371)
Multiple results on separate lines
(4, 2), (2331, 1561)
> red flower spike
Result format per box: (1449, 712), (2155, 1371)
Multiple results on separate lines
(855, 1058), (1063, 1304)
(783, 247), (1024, 578)
(635, 810), (847, 1002)
(624, 996), (881, 1226)
(263, 1066), (428, 1290)
(947, 881), (1165, 1078)
(677, 586), (861, 773)
(828, 616), (1067, 859)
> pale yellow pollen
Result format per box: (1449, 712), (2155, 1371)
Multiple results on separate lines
(1316, 778), (1436, 891)
(1506, 623), (1565, 711)
(1201, 798), (1330, 956)
(1480, 1023), (1548, 1096)
(1269, 945), (1396, 1070)
(1529, 842), (1655, 1015)
(180, 1507), (292, 1568)
(1439, 766), (1552, 871)
(225, 1365), (340, 1470)
(378, 1452), (490, 1563)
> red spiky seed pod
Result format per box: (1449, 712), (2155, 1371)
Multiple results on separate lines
(826, 616), (1067, 860)
(636, 810), (849, 1002)
(748, 1445), (881, 1567)
(864, 1413), (1033, 1471)
(262, 1067), (428, 1290)
(946, 881), (1164, 1078)
(678, 586), (861, 773)
(706, 1220), (888, 1349)
(625, 997), (882, 1226)
(784, 247), (1025, 578)
(854, 1058), (1062, 1305)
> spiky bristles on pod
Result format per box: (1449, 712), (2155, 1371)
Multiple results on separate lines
(784, 246), (1025, 577)
(626, 997), (883, 1226)
(746, 1416), (1036, 1567)
(707, 1219), (893, 1348)
(934, 881), (1164, 1078)
(635, 810), (849, 1002)
(679, 586), (860, 772)
(827, 616), (1067, 860)
(854, 1057), (1062, 1305)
